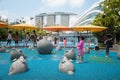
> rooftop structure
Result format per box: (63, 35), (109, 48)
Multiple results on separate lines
(36, 12), (76, 17)
(35, 12), (76, 27)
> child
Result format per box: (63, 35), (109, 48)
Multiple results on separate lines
(87, 39), (90, 54)
(77, 36), (84, 63)
(94, 43), (100, 56)
(54, 37), (57, 46)
(63, 37), (67, 48)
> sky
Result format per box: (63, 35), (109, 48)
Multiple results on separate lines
(0, 0), (99, 25)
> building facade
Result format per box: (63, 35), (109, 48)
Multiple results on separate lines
(35, 12), (76, 27)
(71, 0), (104, 26)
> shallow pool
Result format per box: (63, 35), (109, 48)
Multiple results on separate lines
(0, 48), (120, 80)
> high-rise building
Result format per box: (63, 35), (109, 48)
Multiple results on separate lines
(60, 14), (69, 27)
(35, 12), (76, 27)
(35, 16), (44, 27)
(46, 14), (55, 26)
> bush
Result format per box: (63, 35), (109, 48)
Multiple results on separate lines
(117, 41), (120, 45)
(99, 42), (104, 47)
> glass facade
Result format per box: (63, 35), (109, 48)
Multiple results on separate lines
(72, 0), (104, 26)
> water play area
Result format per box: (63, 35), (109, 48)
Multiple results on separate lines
(0, 47), (120, 80)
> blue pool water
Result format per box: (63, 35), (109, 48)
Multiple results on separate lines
(0, 48), (120, 80)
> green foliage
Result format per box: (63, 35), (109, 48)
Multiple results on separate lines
(92, 0), (120, 42)
(117, 40), (120, 45)
(0, 28), (8, 40)
(99, 42), (105, 47)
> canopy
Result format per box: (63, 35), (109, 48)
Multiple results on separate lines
(0, 22), (8, 28)
(43, 25), (71, 32)
(8, 23), (39, 30)
(71, 25), (108, 32)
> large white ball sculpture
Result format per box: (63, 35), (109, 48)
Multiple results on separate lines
(64, 48), (76, 60)
(37, 37), (53, 54)
(9, 56), (28, 75)
(59, 56), (74, 75)
(10, 48), (26, 60)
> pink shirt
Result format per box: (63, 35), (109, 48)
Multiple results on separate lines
(77, 40), (84, 50)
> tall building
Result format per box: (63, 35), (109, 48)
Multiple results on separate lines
(71, 0), (104, 26)
(60, 14), (69, 27)
(35, 13), (47, 27)
(35, 16), (44, 27)
(46, 14), (55, 26)
(35, 12), (76, 27)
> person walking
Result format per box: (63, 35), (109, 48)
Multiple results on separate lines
(76, 36), (85, 63)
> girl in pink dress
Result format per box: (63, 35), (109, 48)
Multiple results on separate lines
(77, 36), (84, 63)
(63, 38), (67, 48)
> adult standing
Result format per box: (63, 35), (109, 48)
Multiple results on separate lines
(14, 31), (19, 47)
(104, 36), (112, 57)
(24, 32), (30, 47)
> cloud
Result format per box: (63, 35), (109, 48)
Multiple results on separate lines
(69, 0), (85, 8)
(23, 16), (35, 25)
(41, 0), (67, 8)
(41, 0), (85, 8)
(0, 10), (9, 19)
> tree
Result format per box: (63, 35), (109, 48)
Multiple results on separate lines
(92, 0), (120, 42)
